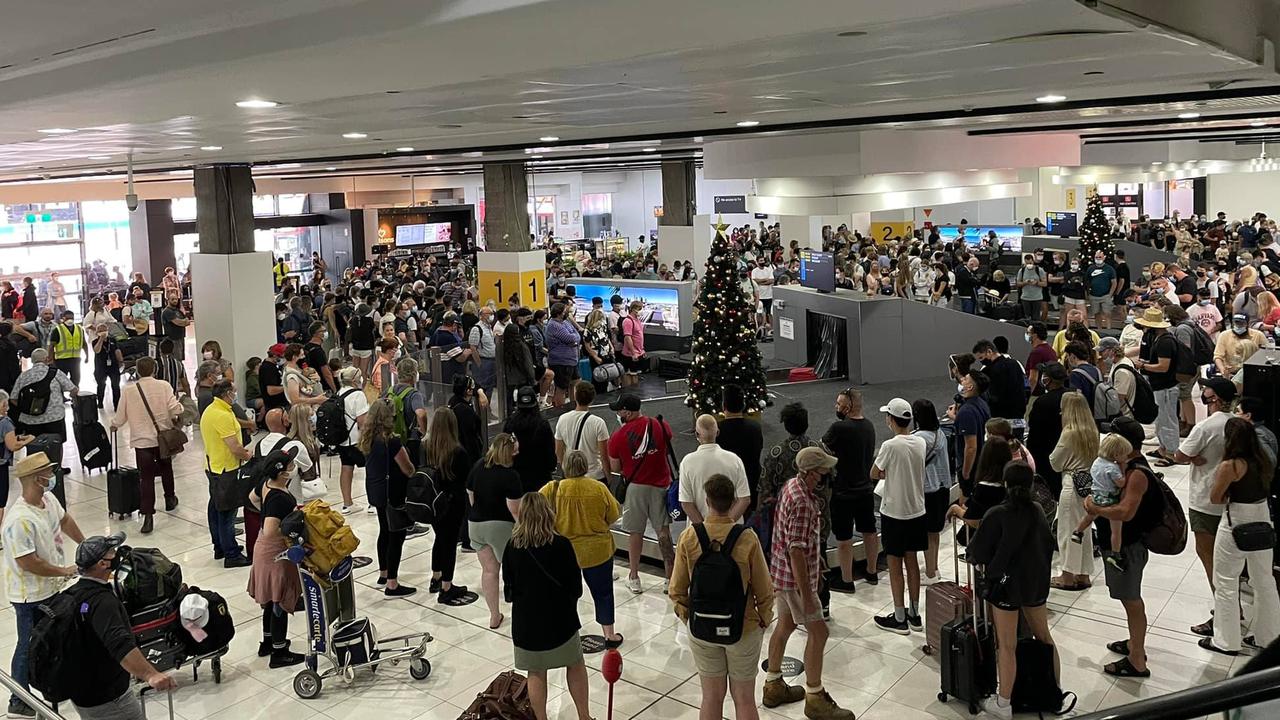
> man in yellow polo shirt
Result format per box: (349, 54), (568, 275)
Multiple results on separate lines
(200, 380), (252, 568)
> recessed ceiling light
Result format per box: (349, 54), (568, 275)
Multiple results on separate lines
(1035, 94), (1066, 103)
(87, 155), (112, 161)
(396, 147), (415, 152)
(168, 170), (192, 176)
(836, 30), (867, 37)
(1177, 112), (1201, 119)
(736, 120), (760, 127)
(235, 99), (279, 109)
(531, 155), (542, 159)
(539, 136), (560, 142)
(200, 145), (222, 151)
(1252, 121), (1268, 128)
(38, 128), (76, 135)
(325, 166), (337, 171)
(642, 148), (657, 153)
(342, 132), (368, 139)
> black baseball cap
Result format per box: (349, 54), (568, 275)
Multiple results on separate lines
(1202, 377), (1237, 404)
(75, 531), (126, 569)
(609, 394), (641, 412)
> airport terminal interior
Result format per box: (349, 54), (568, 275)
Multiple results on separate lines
(5, 2), (1280, 720)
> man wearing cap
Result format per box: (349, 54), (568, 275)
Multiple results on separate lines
(260, 343), (289, 413)
(68, 531), (178, 719)
(1, 452), (84, 718)
(1214, 313), (1266, 381)
(200, 380), (252, 568)
(1175, 377), (1237, 638)
(9, 347), (78, 441)
(762, 445), (854, 720)
(1133, 307), (1182, 464)
(1096, 336), (1138, 417)
(606, 394), (675, 594)
(870, 399), (929, 636)
(429, 312), (471, 387)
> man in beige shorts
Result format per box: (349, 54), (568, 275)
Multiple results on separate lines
(761, 447), (854, 720)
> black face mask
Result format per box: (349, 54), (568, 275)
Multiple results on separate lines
(108, 555), (123, 571)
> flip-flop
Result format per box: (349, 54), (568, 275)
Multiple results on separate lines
(489, 613), (505, 630)
(604, 634), (624, 649)
(1145, 450), (1165, 459)
(1103, 657), (1151, 678)
(1198, 637), (1239, 656)
(1050, 578), (1088, 591)
(1153, 458), (1178, 468)
(1106, 640), (1147, 661)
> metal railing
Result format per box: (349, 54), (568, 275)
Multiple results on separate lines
(1074, 664), (1280, 720)
(0, 669), (67, 720)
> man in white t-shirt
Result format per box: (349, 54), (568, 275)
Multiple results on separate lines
(256, 408), (315, 500)
(869, 398), (927, 636)
(334, 366), (370, 513)
(750, 257), (775, 340)
(1175, 377), (1235, 637)
(1, 452), (84, 717)
(554, 381), (611, 480)
(678, 414), (750, 523)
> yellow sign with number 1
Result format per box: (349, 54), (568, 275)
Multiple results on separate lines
(477, 251), (546, 309)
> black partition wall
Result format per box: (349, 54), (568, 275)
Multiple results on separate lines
(807, 311), (848, 379)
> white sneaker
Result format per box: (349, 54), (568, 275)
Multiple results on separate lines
(366, 505), (378, 515)
(626, 576), (643, 594)
(340, 503), (363, 515)
(980, 696), (1013, 720)
(921, 572), (941, 586)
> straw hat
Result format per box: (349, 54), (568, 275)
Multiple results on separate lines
(1133, 307), (1170, 329)
(14, 452), (54, 480)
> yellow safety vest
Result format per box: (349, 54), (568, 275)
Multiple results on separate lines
(52, 324), (84, 359)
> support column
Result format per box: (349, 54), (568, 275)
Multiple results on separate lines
(659, 160), (696, 227)
(482, 162), (530, 252)
(128, 199), (177, 282)
(190, 164), (275, 397)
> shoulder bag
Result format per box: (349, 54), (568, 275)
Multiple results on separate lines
(138, 383), (187, 459)
(1227, 503), (1276, 552)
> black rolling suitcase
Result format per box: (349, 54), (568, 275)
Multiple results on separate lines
(107, 431), (141, 518)
(72, 393), (98, 426)
(937, 563), (996, 715)
(76, 421), (112, 471)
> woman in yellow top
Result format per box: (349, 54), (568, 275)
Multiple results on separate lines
(540, 449), (623, 648)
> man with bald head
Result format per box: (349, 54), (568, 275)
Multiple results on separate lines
(678, 414), (751, 523)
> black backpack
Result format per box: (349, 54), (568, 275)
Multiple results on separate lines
(116, 546), (183, 611)
(316, 389), (356, 448)
(1111, 363), (1158, 424)
(1181, 320), (1215, 366)
(403, 467), (452, 524)
(17, 366), (57, 417)
(1010, 638), (1077, 716)
(28, 588), (90, 703)
(1162, 333), (1198, 382)
(688, 524), (748, 645)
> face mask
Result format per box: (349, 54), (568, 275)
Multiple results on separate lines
(1095, 258), (1105, 265)
(44, 475), (57, 494)
(1126, 314), (1136, 325)
(1070, 263), (1080, 271)
(202, 351), (214, 360)
(1233, 326), (1248, 336)
(957, 382), (965, 394)
(63, 320), (73, 327)
(1024, 333), (1031, 343)
(1199, 299), (1211, 306)
(109, 555), (123, 572)
(1201, 395), (1214, 407)
(277, 313), (287, 321)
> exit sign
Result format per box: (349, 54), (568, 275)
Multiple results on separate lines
(23, 213), (52, 223)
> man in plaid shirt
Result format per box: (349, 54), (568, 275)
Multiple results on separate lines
(762, 447), (855, 720)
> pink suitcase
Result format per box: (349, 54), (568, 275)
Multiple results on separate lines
(923, 520), (973, 655)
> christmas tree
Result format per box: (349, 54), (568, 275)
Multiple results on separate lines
(686, 218), (769, 416)
(1078, 186), (1115, 257)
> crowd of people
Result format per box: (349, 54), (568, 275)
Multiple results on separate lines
(0, 214), (1276, 720)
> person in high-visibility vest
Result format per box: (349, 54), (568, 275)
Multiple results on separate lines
(272, 256), (289, 290)
(51, 310), (89, 387)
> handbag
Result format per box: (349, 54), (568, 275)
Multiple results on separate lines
(459, 670), (534, 720)
(1227, 504), (1276, 552)
(137, 384), (187, 459)
(1070, 469), (1092, 499)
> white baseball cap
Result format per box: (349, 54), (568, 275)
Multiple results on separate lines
(180, 593), (210, 642)
(879, 398), (913, 420)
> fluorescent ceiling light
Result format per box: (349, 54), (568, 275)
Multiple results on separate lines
(38, 128), (76, 134)
(642, 148), (657, 152)
(1035, 94), (1066, 103)
(236, 99), (279, 108)
(736, 120), (760, 127)
(200, 145), (222, 151)
(342, 132), (368, 139)
(539, 136), (560, 142)
(396, 147), (414, 152)
(87, 155), (112, 160)
(1252, 121), (1267, 128)
(325, 167), (337, 171)
(531, 155), (542, 159)
(1177, 112), (1200, 119)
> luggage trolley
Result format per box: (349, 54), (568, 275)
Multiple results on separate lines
(286, 552), (433, 699)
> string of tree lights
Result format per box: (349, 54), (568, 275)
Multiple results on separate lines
(685, 218), (769, 416)
(1078, 186), (1116, 258)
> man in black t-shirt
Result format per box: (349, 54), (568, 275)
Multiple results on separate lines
(953, 256), (980, 314)
(972, 340), (1026, 420)
(303, 322), (334, 394)
(1134, 308), (1180, 462)
(823, 388), (879, 591)
(717, 385), (764, 514)
(1168, 264), (1198, 308)
(159, 296), (190, 361)
(259, 343), (289, 412)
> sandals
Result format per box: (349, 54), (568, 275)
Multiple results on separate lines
(1104, 657), (1151, 678)
(1050, 578), (1091, 592)
(1106, 640), (1147, 661)
(1153, 458), (1179, 468)
(489, 613), (505, 630)
(1191, 619), (1214, 637)
(604, 634), (624, 649)
(1145, 450), (1165, 459)
(1198, 637), (1239, 656)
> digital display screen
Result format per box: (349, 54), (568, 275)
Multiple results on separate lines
(799, 249), (835, 293)
(1045, 211), (1077, 237)
(565, 282), (681, 334)
(937, 225), (1024, 252)
(395, 222), (452, 247)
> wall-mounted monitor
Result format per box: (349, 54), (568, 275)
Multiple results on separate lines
(1045, 211), (1077, 237)
(936, 225), (1024, 252)
(395, 222), (452, 247)
(565, 282), (683, 334)
(799, 249), (835, 293)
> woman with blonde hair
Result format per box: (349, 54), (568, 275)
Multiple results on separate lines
(1049, 391), (1100, 591)
(467, 433), (523, 628)
(503, 492), (591, 720)
(286, 403), (321, 492)
(541, 449), (623, 647)
(581, 308), (614, 392)
(425, 407), (472, 603)
(358, 399), (417, 596)
(1256, 290), (1280, 332)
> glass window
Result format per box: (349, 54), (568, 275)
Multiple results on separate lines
(82, 200), (132, 278)
(277, 194), (306, 215)
(171, 197), (197, 221)
(253, 195), (277, 217)
(581, 193), (612, 215)
(254, 227), (316, 278)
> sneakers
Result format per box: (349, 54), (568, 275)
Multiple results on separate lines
(920, 572), (940, 586)
(385, 584), (418, 598)
(980, 695), (1013, 720)
(406, 524), (431, 538)
(223, 556), (252, 569)
(7, 702), (36, 719)
(804, 690), (856, 720)
(863, 572), (879, 586)
(907, 612), (923, 631)
(874, 613), (911, 635)
(376, 576), (388, 586)
(626, 576), (644, 594)
(761, 678), (805, 708)
(366, 505), (377, 515)
(164, 496), (179, 512)
(428, 577), (442, 594)
(1070, 530), (1084, 545)
(340, 503), (364, 515)
(438, 585), (470, 604)
(269, 649), (306, 669)
(258, 639), (291, 657)
(828, 577), (858, 594)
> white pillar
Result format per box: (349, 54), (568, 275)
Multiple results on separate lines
(191, 251), (277, 398)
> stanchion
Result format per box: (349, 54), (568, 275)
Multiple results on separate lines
(601, 648), (623, 720)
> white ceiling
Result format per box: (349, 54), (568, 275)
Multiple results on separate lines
(0, 0), (1277, 183)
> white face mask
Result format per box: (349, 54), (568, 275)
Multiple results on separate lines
(202, 351), (214, 360)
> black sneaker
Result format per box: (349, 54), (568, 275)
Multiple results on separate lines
(224, 556), (252, 569)
(828, 577), (858, 594)
(428, 578), (442, 594)
(908, 613), (923, 631)
(7, 702), (36, 719)
(874, 613), (911, 636)
(437, 585), (470, 604)
(376, 576), (388, 586)
(385, 584), (418, 597)
(269, 649), (306, 668)
(863, 573), (879, 586)
(258, 639), (291, 657)
(165, 496), (179, 512)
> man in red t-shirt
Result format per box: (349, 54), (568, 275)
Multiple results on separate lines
(1024, 322), (1058, 396)
(606, 394), (675, 594)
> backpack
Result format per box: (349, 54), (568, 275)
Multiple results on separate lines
(116, 546), (184, 611)
(1136, 464), (1187, 555)
(1076, 368), (1125, 424)
(389, 385), (416, 440)
(459, 671), (534, 720)
(1182, 320), (1214, 366)
(1011, 638), (1077, 716)
(28, 588), (91, 703)
(316, 389), (356, 448)
(17, 366), (57, 417)
(1111, 363), (1157, 424)
(1162, 333), (1198, 383)
(403, 467), (452, 524)
(688, 524), (748, 645)
(284, 500), (361, 576)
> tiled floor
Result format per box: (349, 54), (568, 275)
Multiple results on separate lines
(8, 392), (1265, 720)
